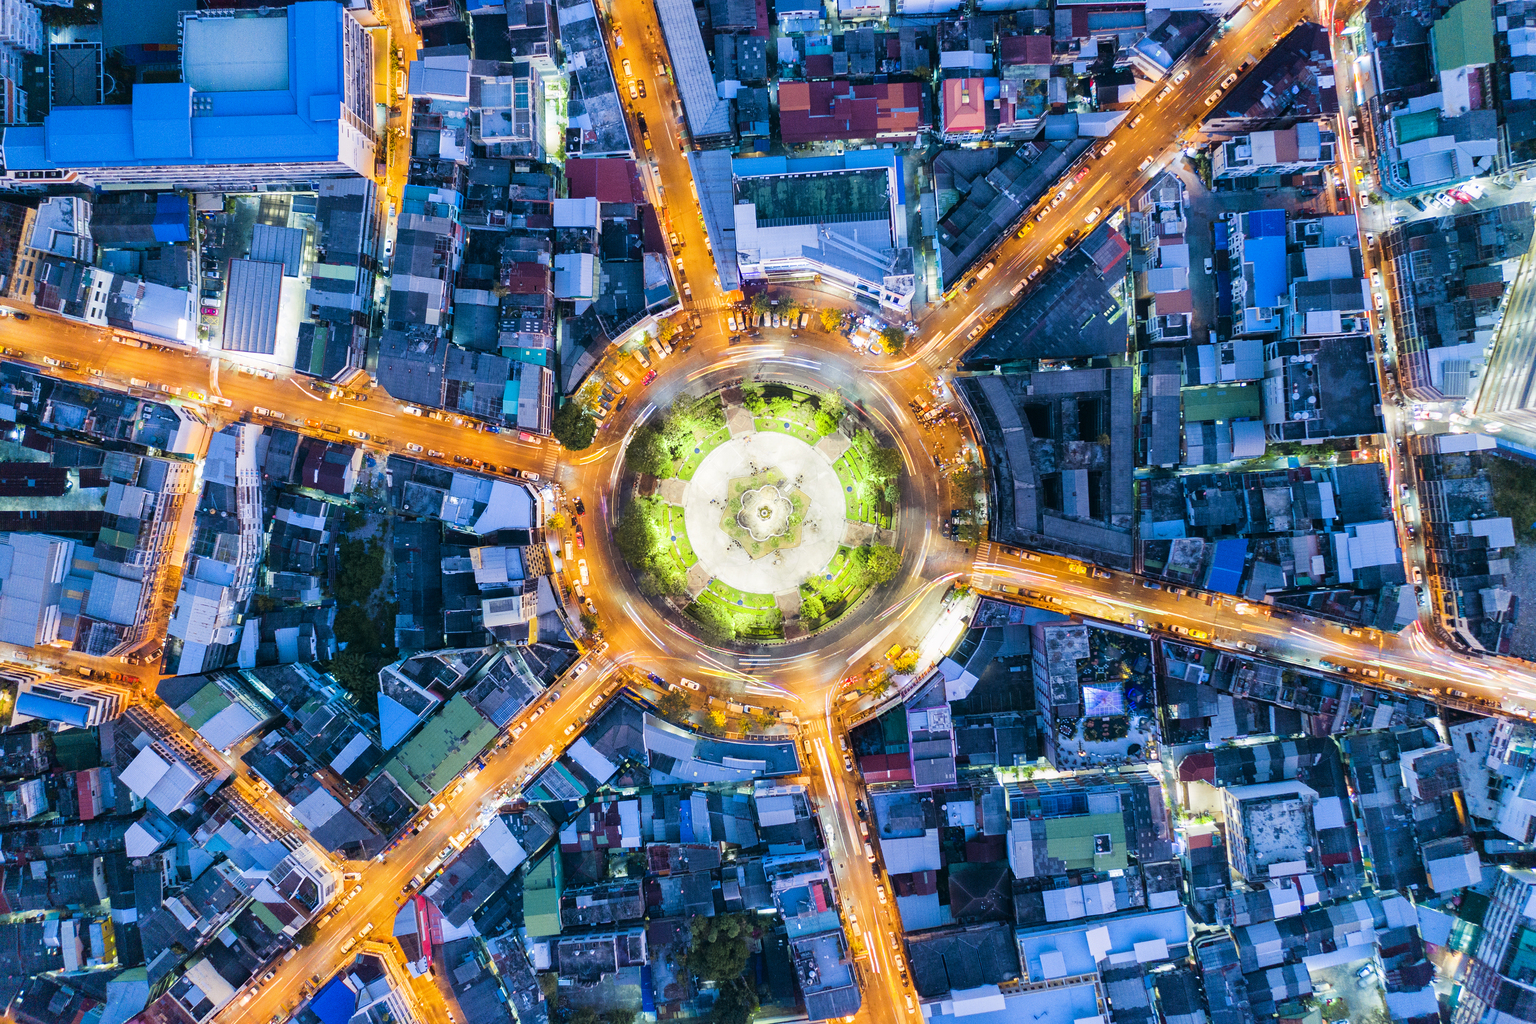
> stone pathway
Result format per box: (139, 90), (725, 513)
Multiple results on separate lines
(656, 478), (687, 503)
(775, 589), (803, 619)
(685, 563), (712, 599)
(725, 403), (755, 437)
(815, 430), (851, 462)
(842, 520), (876, 546)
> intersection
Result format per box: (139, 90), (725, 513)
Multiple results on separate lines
(2, 1), (1528, 1022)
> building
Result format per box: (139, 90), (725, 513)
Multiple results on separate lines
(2, 3), (377, 190)
(1213, 123), (1337, 180)
(1454, 867), (1536, 1024)
(8, 671), (127, 729)
(731, 152), (916, 314)
(0, 0), (41, 125)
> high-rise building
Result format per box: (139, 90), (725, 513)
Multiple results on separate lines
(0, 0), (42, 126)
(1, 3), (376, 190)
(1455, 867), (1536, 1024)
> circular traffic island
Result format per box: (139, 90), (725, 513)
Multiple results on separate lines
(614, 381), (903, 644)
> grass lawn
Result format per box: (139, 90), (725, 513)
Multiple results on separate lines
(676, 425), (733, 481)
(663, 504), (698, 568)
(693, 587), (783, 638)
(752, 417), (822, 446)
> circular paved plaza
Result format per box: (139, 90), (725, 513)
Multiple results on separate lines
(682, 432), (847, 595)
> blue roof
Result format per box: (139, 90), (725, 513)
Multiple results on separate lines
(1244, 234), (1287, 309)
(5, 2), (351, 172)
(15, 692), (91, 729)
(1205, 537), (1248, 595)
(1245, 208), (1286, 237)
(377, 692), (422, 750)
(308, 977), (355, 1024)
(154, 194), (190, 242)
(1213, 219), (1228, 250)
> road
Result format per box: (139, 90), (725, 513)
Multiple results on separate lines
(9, 0), (1536, 1021)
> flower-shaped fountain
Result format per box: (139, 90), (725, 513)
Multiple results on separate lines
(736, 483), (793, 542)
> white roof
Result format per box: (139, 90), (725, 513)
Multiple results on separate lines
(119, 746), (171, 800)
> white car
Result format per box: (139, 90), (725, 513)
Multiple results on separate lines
(402, 405), (423, 416)
(564, 723), (577, 736)
(578, 559), (590, 587)
(622, 58), (632, 77)
(589, 695), (605, 709)
(572, 660), (589, 677)
(1173, 68), (1189, 84)
(680, 677), (701, 690)
(1370, 268), (1382, 286)
(347, 429), (369, 440)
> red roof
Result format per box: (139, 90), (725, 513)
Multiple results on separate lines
(1000, 34), (1052, 65)
(502, 262), (549, 295)
(804, 54), (835, 80)
(942, 78), (987, 133)
(778, 80), (924, 145)
(566, 158), (642, 203)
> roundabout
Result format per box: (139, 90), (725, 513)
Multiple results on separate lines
(612, 379), (909, 644)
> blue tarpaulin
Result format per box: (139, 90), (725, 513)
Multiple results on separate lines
(1204, 538), (1248, 595)
(309, 978), (355, 1024)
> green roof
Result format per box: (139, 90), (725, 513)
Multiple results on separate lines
(1043, 812), (1128, 871)
(1433, 0), (1495, 72)
(1181, 383), (1261, 424)
(1394, 108), (1443, 145)
(523, 852), (563, 937)
(379, 694), (497, 805)
(179, 682), (229, 730)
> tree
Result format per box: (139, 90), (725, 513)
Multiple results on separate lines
(820, 308), (843, 332)
(625, 425), (672, 477)
(893, 650), (919, 673)
(702, 709), (726, 734)
(863, 544), (901, 586)
(689, 600), (737, 642)
(781, 299), (801, 322)
(545, 512), (569, 530)
(750, 292), (771, 315)
(658, 319), (678, 345)
(689, 914), (753, 981)
(813, 392), (845, 435)
(739, 379), (766, 414)
(552, 401), (597, 451)
(800, 593), (826, 622)
(880, 326), (906, 354)
(868, 445), (902, 481)
(656, 689), (690, 720)
(615, 496), (665, 567)
(710, 980), (759, 1024)
(294, 920), (319, 947)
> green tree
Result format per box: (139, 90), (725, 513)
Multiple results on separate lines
(880, 326), (906, 354)
(781, 299), (801, 322)
(750, 293), (771, 315)
(800, 593), (826, 622)
(603, 1010), (639, 1024)
(545, 512), (569, 530)
(863, 544), (901, 586)
(813, 392), (845, 435)
(689, 914), (753, 981)
(689, 600), (737, 642)
(739, 379), (766, 414)
(658, 319), (678, 345)
(701, 708), (726, 734)
(656, 689), (690, 720)
(710, 980), (759, 1024)
(820, 308), (843, 332)
(552, 401), (597, 451)
(615, 496), (666, 567)
(893, 650), (919, 673)
(869, 445), (902, 481)
(867, 673), (893, 698)
(294, 919), (319, 947)
(625, 425), (672, 477)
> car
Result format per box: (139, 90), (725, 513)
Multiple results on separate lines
(877, 885), (889, 904)
(1130, 113), (1144, 128)
(564, 723), (577, 736)
(350, 885), (363, 898)
(1157, 84), (1173, 102)
(680, 677), (701, 690)
(1356, 965), (1376, 980)
(574, 524), (585, 548)
(1220, 72), (1238, 88)
(1084, 206), (1103, 225)
(573, 496), (587, 516)
(641, 369), (657, 385)
(628, 81), (638, 99)
(636, 80), (646, 98)
(347, 429), (370, 440)
(402, 404), (423, 416)
(906, 995), (917, 1014)
(405, 442), (424, 453)
(864, 842), (876, 863)
(1204, 257), (1213, 274)
(1370, 268), (1382, 286)
(621, 58), (632, 76)
(1348, 114), (1360, 134)
(263, 970), (277, 983)
(1173, 68), (1189, 84)
(201, 305), (221, 316)
(1374, 291), (1385, 310)
(1188, 629), (1210, 640)
(1139, 156), (1154, 172)
(427, 449), (445, 458)
(454, 455), (474, 465)
(1413, 566), (1424, 585)
(894, 953), (906, 973)
(1143, 580), (1162, 590)
(1098, 140), (1116, 157)
(1047, 242), (1066, 261)
(855, 799), (868, 821)
(843, 754), (854, 771)
(577, 559), (590, 587)
(669, 231), (680, 248)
